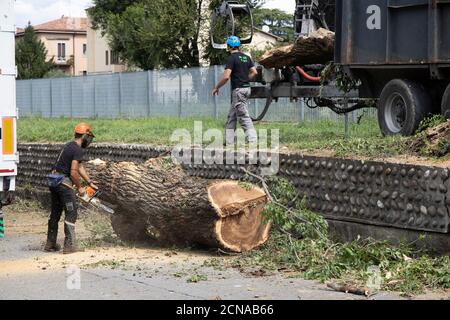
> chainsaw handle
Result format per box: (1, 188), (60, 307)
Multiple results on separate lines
(90, 190), (102, 202)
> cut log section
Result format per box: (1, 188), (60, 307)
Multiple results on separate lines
(258, 28), (335, 69)
(85, 158), (271, 252)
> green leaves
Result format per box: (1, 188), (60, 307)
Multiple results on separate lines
(417, 115), (447, 134)
(321, 62), (360, 93)
(261, 177), (329, 240)
(16, 25), (55, 80)
(88, 0), (139, 33)
(187, 274), (208, 283)
(235, 177), (450, 295)
(90, 0), (202, 70)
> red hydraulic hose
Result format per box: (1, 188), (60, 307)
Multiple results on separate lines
(296, 66), (321, 83)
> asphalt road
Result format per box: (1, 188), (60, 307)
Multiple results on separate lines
(0, 208), (443, 300)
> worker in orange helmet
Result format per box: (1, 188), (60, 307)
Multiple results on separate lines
(44, 123), (98, 254)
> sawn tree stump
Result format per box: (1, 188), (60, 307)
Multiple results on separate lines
(85, 158), (271, 252)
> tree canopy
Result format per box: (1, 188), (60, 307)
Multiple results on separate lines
(253, 8), (294, 42)
(88, 0), (292, 68)
(87, 0), (138, 34)
(89, 0), (203, 69)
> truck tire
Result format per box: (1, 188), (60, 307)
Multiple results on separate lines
(378, 79), (432, 136)
(441, 84), (450, 119)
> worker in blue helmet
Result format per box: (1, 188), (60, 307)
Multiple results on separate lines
(212, 35), (258, 145)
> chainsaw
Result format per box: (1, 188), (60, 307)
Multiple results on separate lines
(77, 186), (115, 215)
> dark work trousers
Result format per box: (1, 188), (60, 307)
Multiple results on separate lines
(0, 209), (4, 238)
(47, 184), (78, 247)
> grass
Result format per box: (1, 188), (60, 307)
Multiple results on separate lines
(17, 116), (404, 158)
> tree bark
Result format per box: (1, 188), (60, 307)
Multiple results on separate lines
(409, 120), (450, 157)
(85, 158), (271, 252)
(258, 28), (335, 69)
(326, 282), (370, 297)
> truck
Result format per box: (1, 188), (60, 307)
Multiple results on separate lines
(0, 0), (18, 238)
(212, 0), (450, 136)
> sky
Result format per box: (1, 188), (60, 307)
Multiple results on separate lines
(15, 0), (296, 28)
(263, 0), (295, 13)
(15, 0), (93, 27)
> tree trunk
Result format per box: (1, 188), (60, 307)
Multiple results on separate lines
(85, 158), (271, 252)
(258, 28), (335, 69)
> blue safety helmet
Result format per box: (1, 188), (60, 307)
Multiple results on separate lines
(226, 36), (241, 48)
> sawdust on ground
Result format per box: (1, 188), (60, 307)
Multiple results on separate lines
(0, 207), (214, 277)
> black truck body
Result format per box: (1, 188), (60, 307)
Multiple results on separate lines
(250, 0), (450, 136)
(335, 0), (450, 98)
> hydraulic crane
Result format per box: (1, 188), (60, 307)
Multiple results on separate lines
(211, 0), (358, 123)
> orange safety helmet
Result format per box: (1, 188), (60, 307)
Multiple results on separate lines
(74, 123), (95, 137)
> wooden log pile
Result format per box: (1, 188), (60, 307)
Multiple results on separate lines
(258, 28), (335, 69)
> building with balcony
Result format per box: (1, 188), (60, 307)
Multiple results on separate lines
(16, 16), (88, 76)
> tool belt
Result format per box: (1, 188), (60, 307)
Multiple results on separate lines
(46, 171), (73, 189)
(46, 173), (65, 188)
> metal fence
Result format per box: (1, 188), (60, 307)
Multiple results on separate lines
(16, 66), (376, 122)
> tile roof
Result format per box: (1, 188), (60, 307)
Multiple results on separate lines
(16, 17), (87, 34)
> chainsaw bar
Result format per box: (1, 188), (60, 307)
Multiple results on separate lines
(93, 200), (115, 215)
(78, 196), (115, 215)
(78, 191), (115, 215)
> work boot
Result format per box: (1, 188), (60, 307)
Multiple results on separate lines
(44, 242), (62, 252)
(63, 222), (84, 255)
(44, 223), (61, 252)
(63, 245), (85, 255)
(0, 211), (4, 239)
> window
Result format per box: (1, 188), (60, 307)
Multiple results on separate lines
(83, 44), (87, 56)
(105, 50), (109, 65)
(111, 51), (119, 65)
(57, 43), (66, 61)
